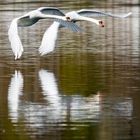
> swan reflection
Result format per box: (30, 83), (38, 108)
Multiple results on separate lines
(8, 69), (133, 132)
(39, 69), (60, 106)
(8, 70), (23, 123)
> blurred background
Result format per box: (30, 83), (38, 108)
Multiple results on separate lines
(0, 0), (140, 140)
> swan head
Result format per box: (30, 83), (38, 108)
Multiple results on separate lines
(65, 11), (80, 21)
(65, 11), (105, 27)
(99, 20), (104, 27)
(66, 16), (71, 21)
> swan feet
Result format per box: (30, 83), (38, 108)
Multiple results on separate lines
(99, 20), (104, 27)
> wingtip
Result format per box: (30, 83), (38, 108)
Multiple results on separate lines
(123, 12), (132, 18)
(38, 48), (45, 56)
(39, 52), (46, 56)
(14, 51), (23, 60)
(39, 52), (44, 56)
(14, 56), (19, 60)
(127, 12), (132, 16)
(14, 57), (17, 60)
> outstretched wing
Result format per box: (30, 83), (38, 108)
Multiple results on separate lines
(39, 21), (82, 56)
(54, 18), (82, 32)
(18, 16), (39, 27)
(77, 9), (132, 18)
(39, 22), (60, 56)
(39, 7), (65, 16)
(8, 18), (23, 60)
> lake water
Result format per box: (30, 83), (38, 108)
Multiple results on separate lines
(0, 0), (140, 140)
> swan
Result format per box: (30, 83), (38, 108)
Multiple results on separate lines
(39, 9), (132, 55)
(8, 7), (82, 60)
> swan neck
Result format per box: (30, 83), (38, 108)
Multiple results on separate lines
(39, 13), (65, 20)
(79, 16), (99, 25)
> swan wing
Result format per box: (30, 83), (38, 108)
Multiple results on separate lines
(54, 18), (82, 32)
(8, 18), (23, 60)
(18, 7), (64, 27)
(39, 22), (60, 55)
(77, 9), (132, 18)
(18, 16), (39, 27)
(39, 7), (65, 16)
(39, 20), (82, 56)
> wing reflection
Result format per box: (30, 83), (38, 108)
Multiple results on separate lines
(39, 69), (60, 106)
(38, 69), (62, 120)
(8, 70), (23, 122)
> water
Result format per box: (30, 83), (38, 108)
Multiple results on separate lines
(0, 0), (140, 140)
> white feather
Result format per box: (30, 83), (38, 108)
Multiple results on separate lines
(39, 21), (60, 55)
(8, 18), (23, 60)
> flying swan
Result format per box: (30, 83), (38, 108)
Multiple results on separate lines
(39, 9), (132, 55)
(8, 7), (106, 60)
(8, 7), (82, 60)
(8, 7), (132, 59)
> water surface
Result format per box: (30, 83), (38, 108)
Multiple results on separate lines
(0, 0), (140, 140)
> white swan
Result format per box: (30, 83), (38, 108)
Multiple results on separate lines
(8, 7), (81, 60)
(39, 9), (132, 55)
